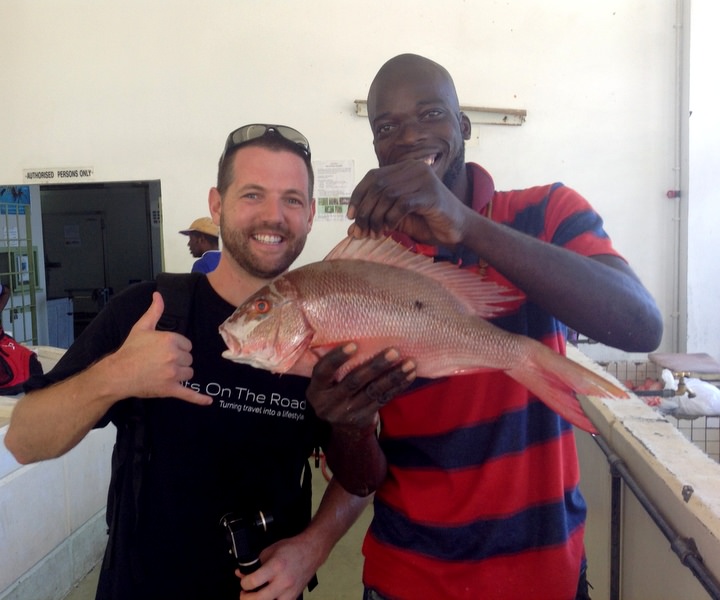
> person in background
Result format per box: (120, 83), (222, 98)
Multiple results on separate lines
(0, 282), (9, 313)
(5, 123), (414, 600)
(309, 54), (663, 600)
(179, 216), (221, 273)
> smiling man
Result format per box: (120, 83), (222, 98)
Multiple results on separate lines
(311, 54), (663, 600)
(5, 124), (415, 600)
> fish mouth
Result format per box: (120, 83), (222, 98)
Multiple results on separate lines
(218, 326), (241, 355)
(221, 347), (278, 371)
(219, 332), (276, 369)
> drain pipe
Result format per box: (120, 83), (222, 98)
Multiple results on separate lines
(670, 0), (691, 352)
(593, 434), (720, 599)
(609, 464), (621, 600)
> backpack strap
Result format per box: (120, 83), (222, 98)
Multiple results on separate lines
(155, 272), (204, 335)
(134, 271), (202, 489)
(106, 273), (203, 580)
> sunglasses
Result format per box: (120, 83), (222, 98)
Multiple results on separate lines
(220, 124), (311, 164)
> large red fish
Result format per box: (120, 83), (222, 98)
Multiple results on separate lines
(220, 236), (627, 432)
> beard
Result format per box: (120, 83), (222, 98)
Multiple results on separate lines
(442, 142), (466, 191)
(220, 216), (307, 279)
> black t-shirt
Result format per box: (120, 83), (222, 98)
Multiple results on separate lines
(27, 277), (327, 599)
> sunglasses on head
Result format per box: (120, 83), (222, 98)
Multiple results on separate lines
(220, 124), (311, 164)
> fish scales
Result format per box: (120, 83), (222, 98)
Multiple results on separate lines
(220, 236), (629, 433)
(281, 260), (525, 376)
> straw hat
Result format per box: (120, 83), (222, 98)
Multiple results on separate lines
(179, 217), (219, 238)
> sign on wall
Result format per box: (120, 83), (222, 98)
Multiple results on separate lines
(23, 167), (95, 184)
(313, 160), (354, 222)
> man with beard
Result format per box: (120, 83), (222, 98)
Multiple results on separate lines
(309, 55), (663, 599)
(6, 124), (416, 600)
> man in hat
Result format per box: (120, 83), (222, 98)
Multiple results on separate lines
(179, 216), (221, 273)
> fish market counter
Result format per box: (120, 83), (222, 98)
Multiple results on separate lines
(571, 346), (720, 599)
(0, 347), (115, 600)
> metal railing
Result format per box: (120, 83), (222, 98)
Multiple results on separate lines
(593, 434), (720, 600)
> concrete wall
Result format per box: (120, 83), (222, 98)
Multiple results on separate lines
(686, 0), (720, 359)
(1, 0), (707, 362)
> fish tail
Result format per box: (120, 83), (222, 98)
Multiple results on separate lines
(508, 343), (629, 433)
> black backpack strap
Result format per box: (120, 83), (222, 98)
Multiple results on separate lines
(105, 272), (203, 581)
(155, 272), (204, 335)
(135, 271), (201, 497)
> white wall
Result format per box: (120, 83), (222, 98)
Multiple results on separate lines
(0, 0), (706, 361)
(687, 0), (720, 360)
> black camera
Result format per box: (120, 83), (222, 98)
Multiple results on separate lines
(220, 510), (273, 590)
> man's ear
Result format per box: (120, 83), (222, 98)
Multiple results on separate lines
(208, 187), (222, 224)
(307, 198), (316, 233)
(459, 112), (472, 141)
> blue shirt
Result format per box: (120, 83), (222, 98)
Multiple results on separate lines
(191, 251), (220, 274)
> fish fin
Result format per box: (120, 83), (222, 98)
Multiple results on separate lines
(507, 343), (629, 433)
(324, 236), (515, 318)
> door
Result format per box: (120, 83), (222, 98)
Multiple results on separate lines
(42, 212), (108, 336)
(43, 212), (107, 299)
(39, 181), (163, 340)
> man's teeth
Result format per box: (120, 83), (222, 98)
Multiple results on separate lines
(423, 155), (436, 166)
(254, 234), (282, 244)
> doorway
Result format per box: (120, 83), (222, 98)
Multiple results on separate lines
(41, 181), (163, 341)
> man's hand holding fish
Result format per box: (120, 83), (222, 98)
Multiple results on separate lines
(305, 343), (416, 495)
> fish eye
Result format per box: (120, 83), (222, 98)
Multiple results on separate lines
(253, 299), (272, 314)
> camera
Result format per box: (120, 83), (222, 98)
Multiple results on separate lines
(220, 510), (273, 590)
(222, 509), (320, 595)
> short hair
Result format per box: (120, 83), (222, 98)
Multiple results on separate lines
(216, 135), (314, 199)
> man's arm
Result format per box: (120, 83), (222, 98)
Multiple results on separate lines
(457, 214), (662, 351)
(305, 344), (415, 496)
(237, 478), (371, 600)
(348, 160), (662, 352)
(4, 292), (211, 464)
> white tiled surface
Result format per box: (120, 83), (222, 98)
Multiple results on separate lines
(670, 414), (720, 462)
(0, 346), (115, 599)
(0, 426), (115, 597)
(64, 431), (115, 533)
(0, 456), (67, 589)
(602, 358), (720, 463)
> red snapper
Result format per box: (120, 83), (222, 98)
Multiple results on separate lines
(219, 236), (627, 433)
